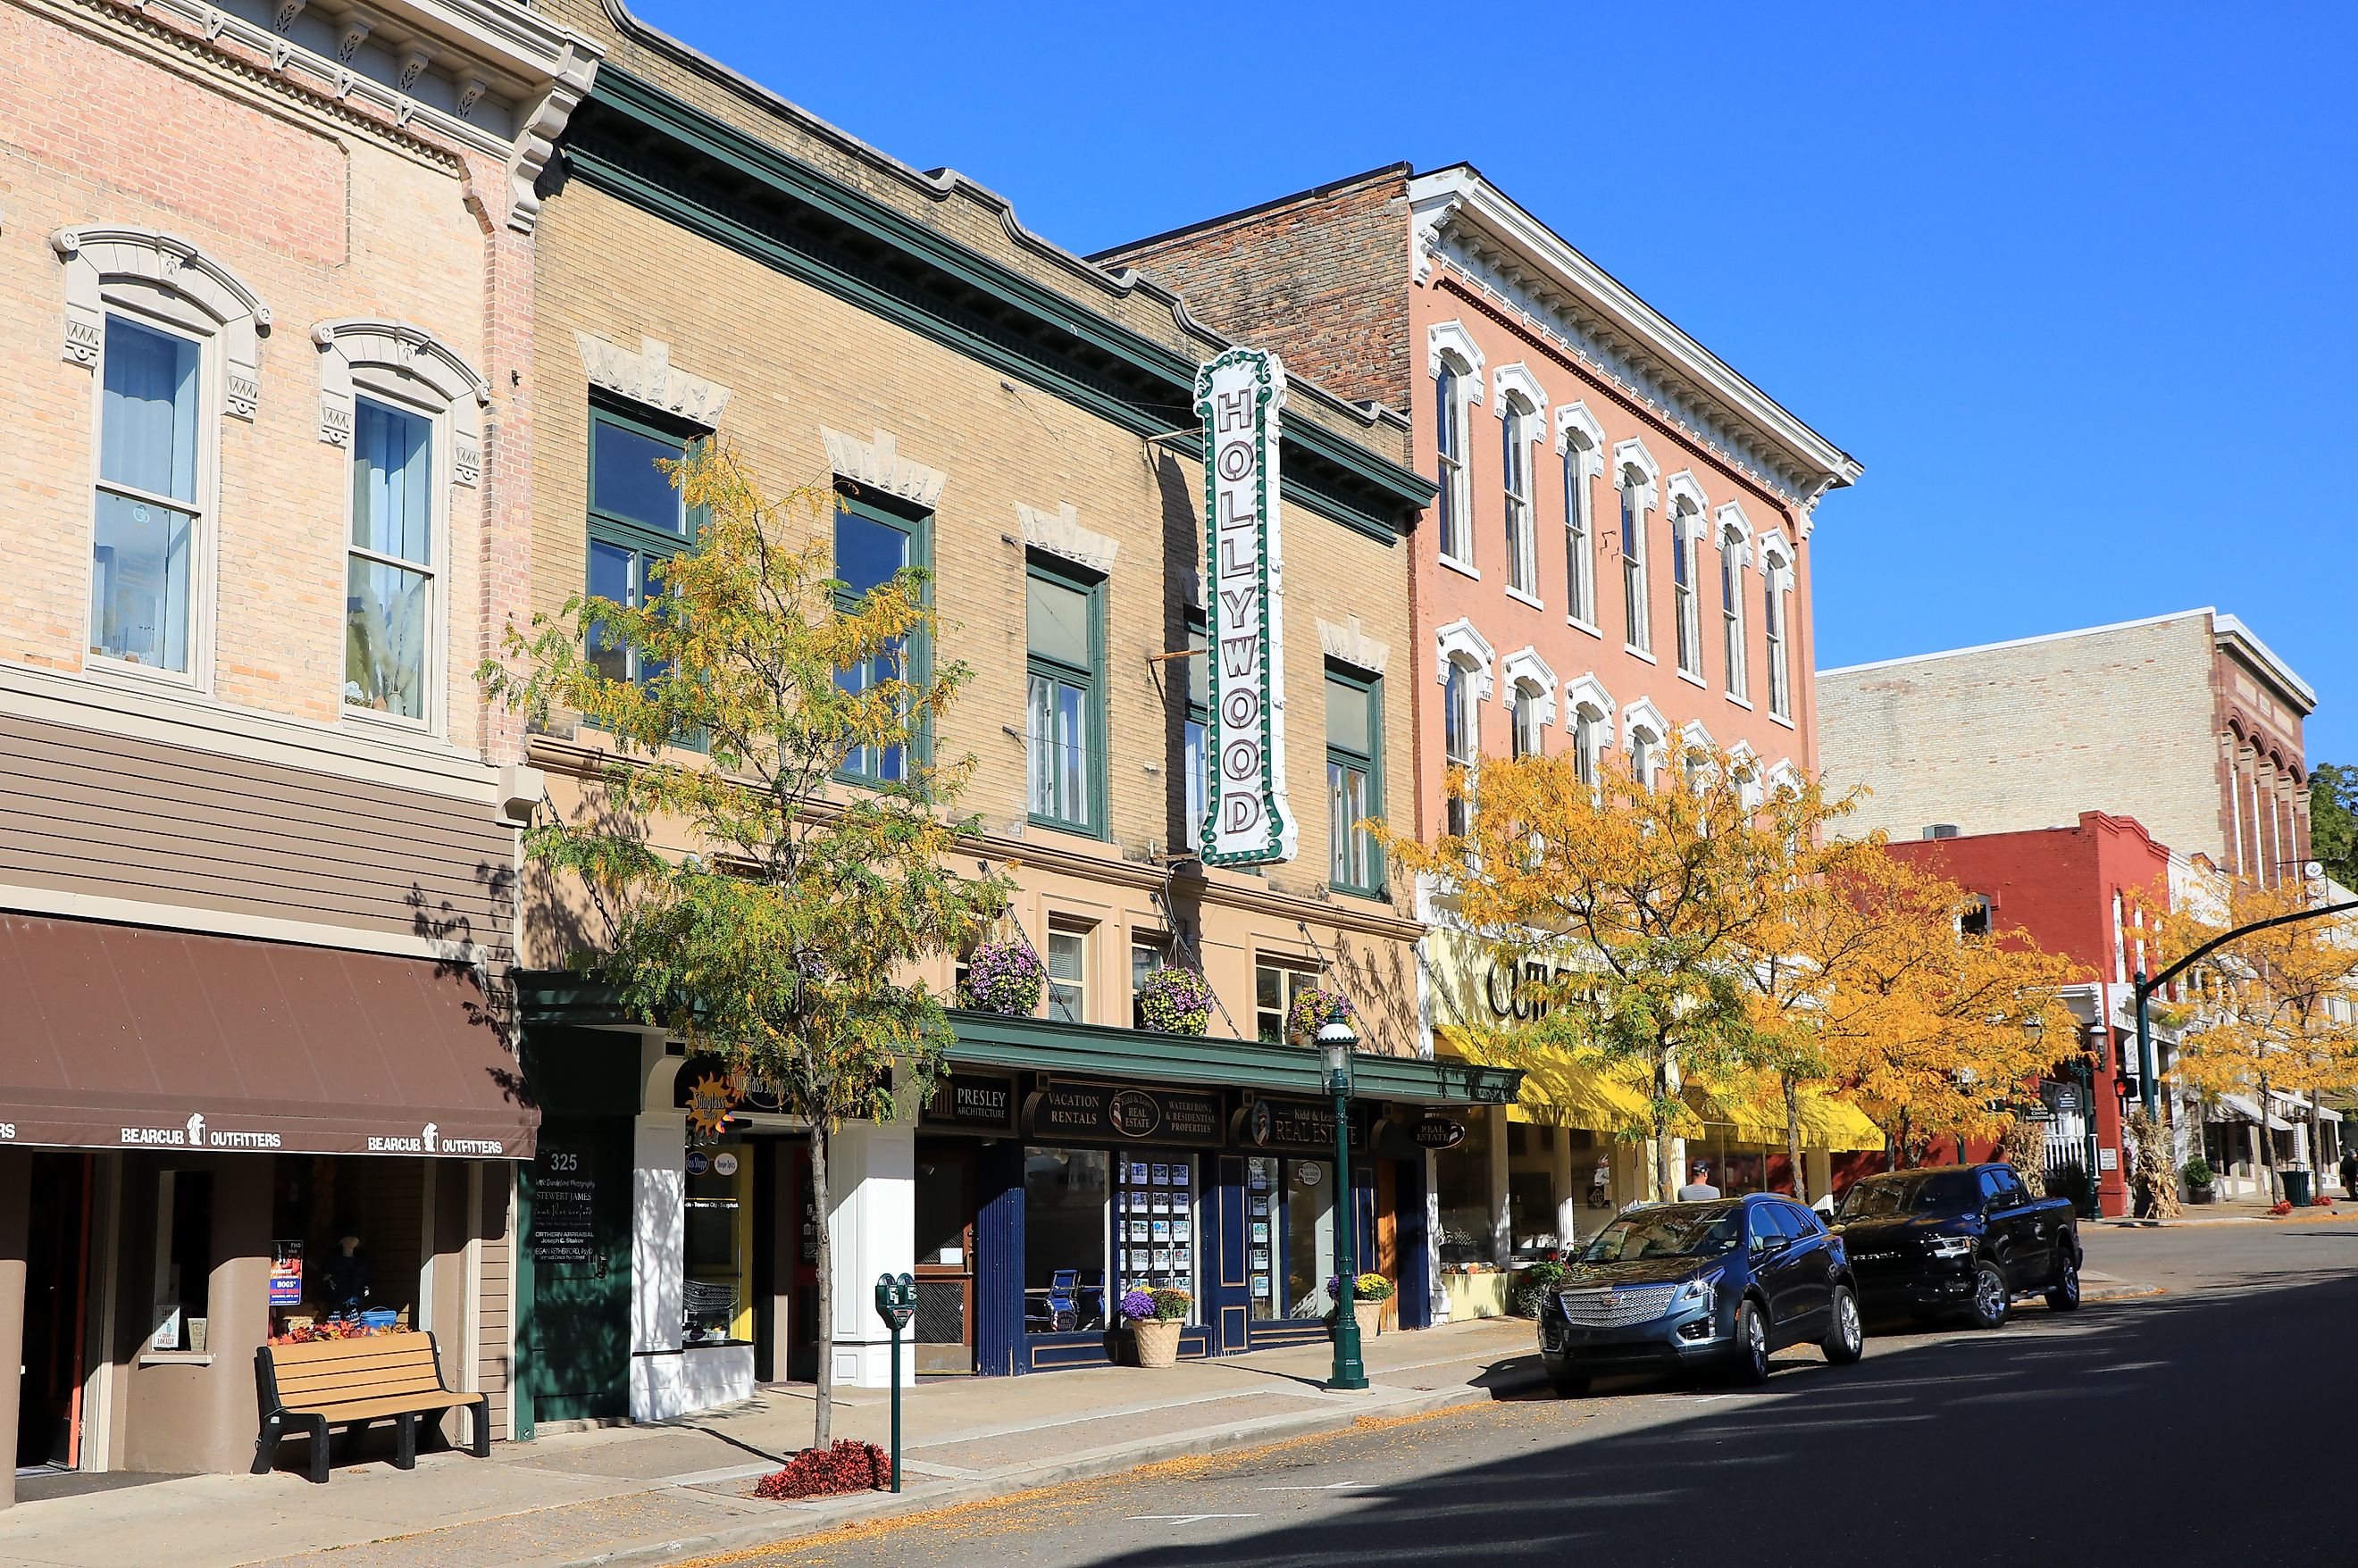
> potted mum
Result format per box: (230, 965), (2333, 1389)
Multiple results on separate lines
(963, 940), (1044, 1016)
(1286, 988), (1356, 1048)
(1120, 1287), (1192, 1367)
(1328, 1272), (1393, 1339)
(1137, 965), (1215, 1034)
(2183, 1156), (2216, 1205)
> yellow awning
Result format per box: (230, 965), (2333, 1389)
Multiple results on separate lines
(1435, 1026), (1657, 1135)
(1682, 1070), (1885, 1153)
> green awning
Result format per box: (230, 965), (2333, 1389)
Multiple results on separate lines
(945, 1010), (1519, 1107)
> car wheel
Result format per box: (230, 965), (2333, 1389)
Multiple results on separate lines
(1967, 1260), (2010, 1330)
(1549, 1367), (1591, 1398)
(1727, 1298), (1771, 1384)
(1821, 1286), (1864, 1365)
(2045, 1251), (2083, 1313)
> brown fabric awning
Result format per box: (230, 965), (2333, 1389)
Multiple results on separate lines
(0, 913), (538, 1158)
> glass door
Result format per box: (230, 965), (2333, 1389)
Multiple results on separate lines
(914, 1143), (976, 1373)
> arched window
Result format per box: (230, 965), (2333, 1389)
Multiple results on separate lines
(54, 226), (271, 682)
(1559, 405), (1604, 630)
(315, 320), (489, 730)
(1567, 674), (1614, 788)
(1670, 498), (1703, 679)
(1718, 509), (1751, 702)
(1501, 396), (1537, 599)
(1760, 536), (1794, 721)
(1614, 439), (1658, 656)
(1428, 323), (1484, 571)
(1444, 657), (1479, 835)
(1623, 697), (1668, 792)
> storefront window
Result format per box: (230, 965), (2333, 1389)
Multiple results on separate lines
(1434, 1107), (1495, 1268)
(1112, 1155), (1194, 1311)
(685, 1147), (750, 1343)
(1255, 960), (1317, 1044)
(1047, 926), (1089, 1023)
(1024, 1147), (1108, 1332)
(267, 1155), (425, 1341)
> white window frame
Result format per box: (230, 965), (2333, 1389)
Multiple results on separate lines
(1501, 646), (1558, 761)
(1759, 532), (1795, 723)
(1500, 397), (1539, 604)
(1622, 696), (1670, 791)
(1436, 619), (1493, 838)
(1667, 472), (1709, 684)
(315, 320), (489, 737)
(55, 227), (269, 695)
(1427, 322), (1485, 574)
(1567, 673), (1615, 788)
(1557, 403), (1605, 634)
(1613, 438), (1660, 658)
(1716, 503), (1752, 705)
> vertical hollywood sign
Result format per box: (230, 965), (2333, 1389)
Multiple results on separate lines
(1195, 347), (1295, 865)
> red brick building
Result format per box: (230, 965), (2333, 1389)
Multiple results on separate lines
(1884, 812), (2176, 1217)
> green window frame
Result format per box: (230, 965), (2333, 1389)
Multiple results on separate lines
(585, 396), (708, 719)
(832, 493), (932, 787)
(1325, 663), (1384, 897)
(1024, 557), (1105, 836)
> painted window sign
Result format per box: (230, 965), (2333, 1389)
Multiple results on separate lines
(1195, 347), (1296, 865)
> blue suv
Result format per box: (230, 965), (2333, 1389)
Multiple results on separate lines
(1536, 1192), (1864, 1395)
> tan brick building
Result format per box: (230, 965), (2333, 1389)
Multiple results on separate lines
(1819, 609), (2315, 883)
(0, 0), (597, 1496)
(506, 3), (1512, 1414)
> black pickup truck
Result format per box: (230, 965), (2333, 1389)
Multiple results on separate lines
(1831, 1163), (2082, 1330)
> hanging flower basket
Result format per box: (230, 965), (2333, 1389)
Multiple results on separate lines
(963, 940), (1043, 1016)
(1137, 966), (1214, 1035)
(1286, 988), (1356, 1047)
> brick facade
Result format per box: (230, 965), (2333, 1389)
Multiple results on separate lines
(1819, 610), (2312, 883)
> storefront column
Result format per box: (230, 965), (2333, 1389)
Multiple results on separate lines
(1551, 1132), (1576, 1247)
(824, 1117), (916, 1389)
(1806, 1149), (1834, 1205)
(1485, 1112), (1510, 1265)
(0, 1148), (28, 1509)
(629, 1107), (686, 1421)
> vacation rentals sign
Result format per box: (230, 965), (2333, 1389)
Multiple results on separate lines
(1196, 346), (1296, 865)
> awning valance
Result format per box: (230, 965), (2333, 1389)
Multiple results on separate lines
(1682, 1070), (1886, 1154)
(946, 1010), (1520, 1108)
(2219, 1094), (2294, 1132)
(0, 913), (538, 1158)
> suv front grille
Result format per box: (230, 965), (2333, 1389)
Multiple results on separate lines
(1558, 1284), (1678, 1327)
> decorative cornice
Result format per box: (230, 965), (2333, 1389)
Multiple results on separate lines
(51, 225), (271, 419)
(1317, 615), (1391, 677)
(1409, 167), (1860, 509)
(1016, 502), (1118, 573)
(566, 68), (1433, 543)
(822, 426), (944, 510)
(579, 332), (732, 426)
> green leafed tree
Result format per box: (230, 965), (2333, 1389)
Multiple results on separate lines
(483, 446), (1007, 1448)
(2312, 763), (2358, 892)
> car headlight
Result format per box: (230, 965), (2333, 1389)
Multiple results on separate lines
(1672, 1272), (1720, 1312)
(1925, 1235), (1975, 1259)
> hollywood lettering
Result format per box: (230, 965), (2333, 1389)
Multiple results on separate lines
(1195, 346), (1296, 865)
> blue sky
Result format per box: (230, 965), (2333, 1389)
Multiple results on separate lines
(633, 2), (2357, 760)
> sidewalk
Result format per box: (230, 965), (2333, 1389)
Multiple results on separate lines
(2092, 1193), (2358, 1226)
(0, 1316), (1548, 1568)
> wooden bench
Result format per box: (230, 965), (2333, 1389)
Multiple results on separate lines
(252, 1331), (489, 1484)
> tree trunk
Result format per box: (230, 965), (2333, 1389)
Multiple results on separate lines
(1782, 1075), (1808, 1205)
(808, 1122), (833, 1450)
(2308, 1097), (2324, 1206)
(1652, 1048), (1677, 1204)
(2257, 1074), (2279, 1206)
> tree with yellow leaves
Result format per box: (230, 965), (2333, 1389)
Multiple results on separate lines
(1814, 850), (2081, 1166)
(1374, 743), (1855, 1204)
(2154, 878), (2358, 1205)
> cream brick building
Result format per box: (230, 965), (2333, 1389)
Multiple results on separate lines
(1819, 609), (2315, 881)
(0, 0), (598, 1496)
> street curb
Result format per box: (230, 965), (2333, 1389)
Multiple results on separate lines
(531, 1369), (1551, 1568)
(2092, 1209), (2358, 1228)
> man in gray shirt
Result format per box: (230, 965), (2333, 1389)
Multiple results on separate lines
(1677, 1163), (1721, 1202)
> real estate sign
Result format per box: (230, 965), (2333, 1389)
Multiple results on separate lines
(1196, 346), (1295, 865)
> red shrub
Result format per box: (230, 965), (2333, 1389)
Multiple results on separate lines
(2312, 1194), (2335, 1206)
(2270, 1200), (2295, 1216)
(753, 1440), (890, 1499)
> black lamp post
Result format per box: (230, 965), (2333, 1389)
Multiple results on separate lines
(1318, 1019), (1369, 1392)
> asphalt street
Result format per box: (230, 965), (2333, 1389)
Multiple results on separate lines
(698, 1221), (2358, 1568)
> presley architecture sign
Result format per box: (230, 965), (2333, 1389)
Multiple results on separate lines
(1195, 346), (1296, 866)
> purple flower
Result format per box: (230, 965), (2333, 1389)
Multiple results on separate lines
(964, 941), (1044, 1016)
(1118, 1289), (1156, 1322)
